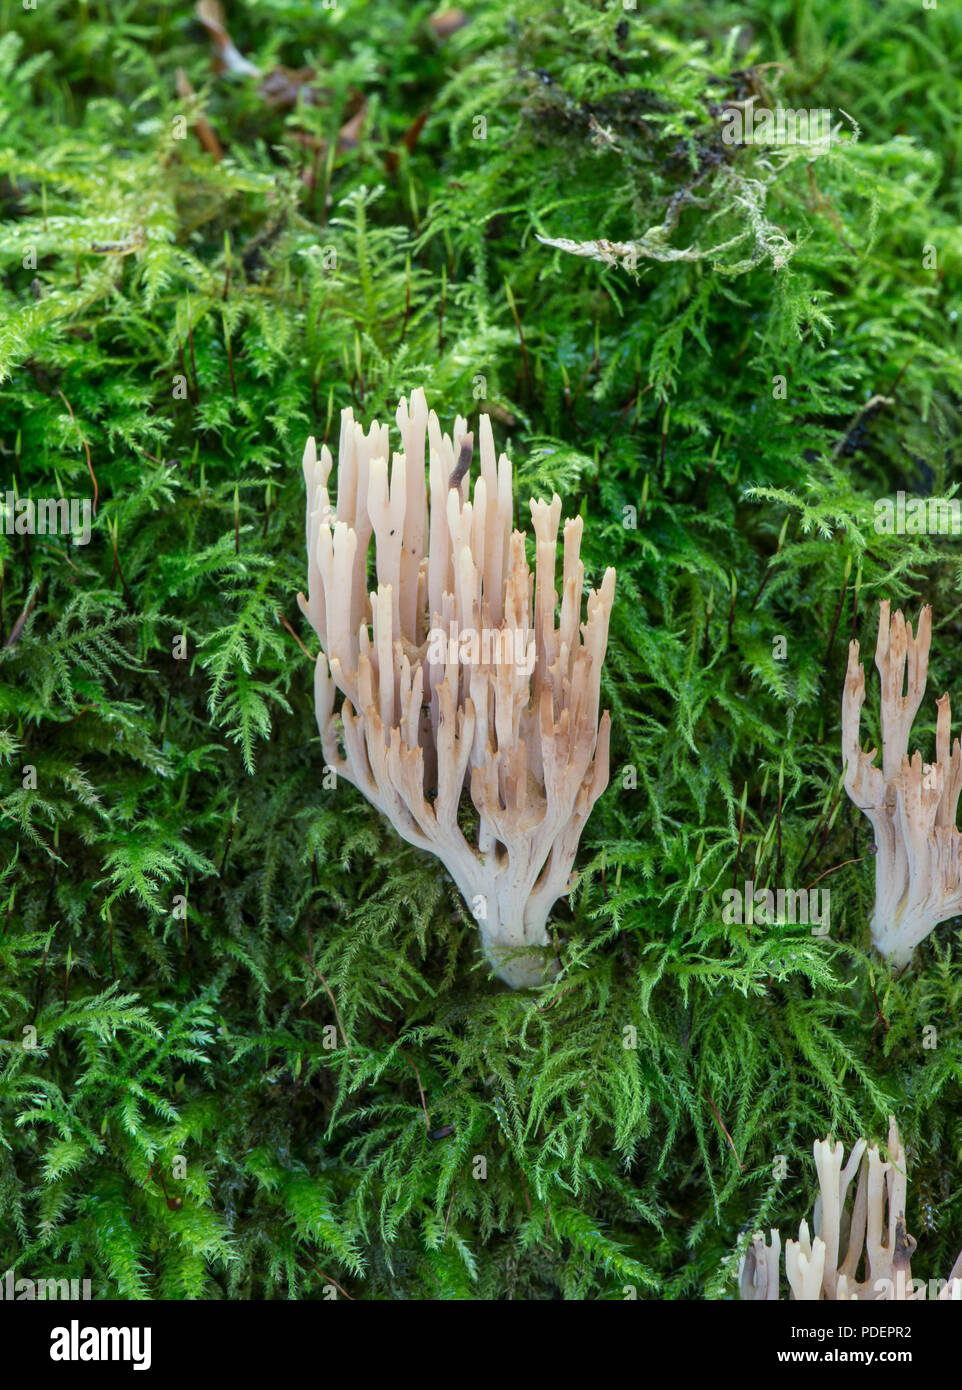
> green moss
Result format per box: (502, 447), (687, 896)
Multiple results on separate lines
(0, 0), (960, 1299)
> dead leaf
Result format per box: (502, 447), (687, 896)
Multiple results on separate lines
(293, 97), (369, 188)
(336, 100), (368, 151)
(481, 402), (518, 427)
(175, 68), (225, 162)
(258, 66), (327, 109)
(385, 108), (431, 173)
(429, 8), (469, 39)
(196, 0), (262, 78)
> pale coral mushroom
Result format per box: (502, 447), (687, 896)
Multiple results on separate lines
(297, 389), (615, 988)
(842, 601), (962, 969)
(740, 1117), (962, 1301)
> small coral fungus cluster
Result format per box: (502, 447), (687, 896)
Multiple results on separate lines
(843, 602), (962, 969)
(740, 1118), (962, 1301)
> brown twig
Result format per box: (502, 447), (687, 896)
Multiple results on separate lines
(147, 1164), (183, 1212)
(57, 390), (98, 515)
(376, 1019), (430, 1132)
(297, 952), (353, 1056)
(602, 381), (651, 452)
(867, 979), (890, 1060)
(798, 780), (845, 880)
(535, 983), (578, 1012)
(278, 612), (313, 660)
(749, 560), (776, 613)
(2, 586), (38, 649)
(705, 1091), (744, 1169)
(442, 1191), (456, 1237)
(303, 1257), (355, 1301)
(805, 855), (867, 892)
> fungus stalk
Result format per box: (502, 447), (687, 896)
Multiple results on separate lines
(842, 601), (962, 969)
(297, 389), (615, 988)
